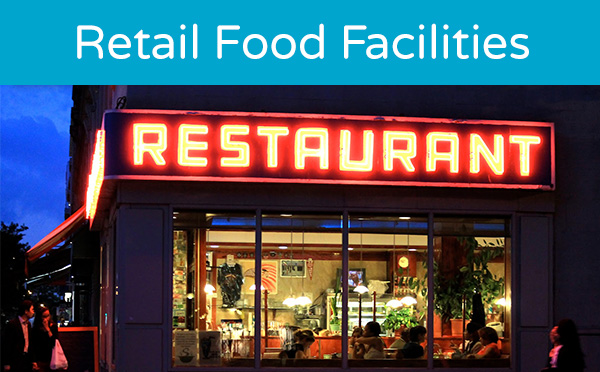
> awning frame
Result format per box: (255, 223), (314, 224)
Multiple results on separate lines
(25, 206), (87, 262)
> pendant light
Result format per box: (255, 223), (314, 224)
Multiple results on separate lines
(295, 221), (312, 306)
(386, 224), (401, 309)
(283, 223), (298, 306)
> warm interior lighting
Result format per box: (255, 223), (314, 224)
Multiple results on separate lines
(385, 299), (403, 308)
(249, 284), (266, 291)
(282, 297), (297, 307)
(399, 295), (418, 306)
(495, 298), (506, 306)
(295, 295), (312, 306)
(353, 285), (369, 294)
(204, 284), (216, 294)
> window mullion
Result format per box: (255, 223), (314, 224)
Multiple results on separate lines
(254, 210), (262, 368)
(427, 212), (434, 369)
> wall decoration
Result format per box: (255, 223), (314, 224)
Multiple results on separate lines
(307, 258), (314, 280)
(281, 259), (307, 278)
(239, 260), (278, 294)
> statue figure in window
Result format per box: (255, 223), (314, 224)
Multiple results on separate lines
(218, 255), (244, 307)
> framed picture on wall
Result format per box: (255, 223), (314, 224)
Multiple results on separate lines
(240, 260), (278, 294)
(337, 268), (367, 289)
(280, 260), (306, 278)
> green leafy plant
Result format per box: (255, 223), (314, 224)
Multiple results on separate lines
(415, 237), (505, 323)
(382, 307), (418, 331)
(329, 276), (342, 327)
(329, 294), (341, 325)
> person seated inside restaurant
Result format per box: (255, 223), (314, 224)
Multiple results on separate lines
(279, 329), (315, 359)
(451, 322), (483, 358)
(389, 328), (410, 350)
(467, 326), (501, 359)
(352, 321), (386, 359)
(401, 326), (427, 359)
(349, 326), (366, 358)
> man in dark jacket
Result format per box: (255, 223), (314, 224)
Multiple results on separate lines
(2, 300), (38, 371)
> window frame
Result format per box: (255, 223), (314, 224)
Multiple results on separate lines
(169, 208), (514, 370)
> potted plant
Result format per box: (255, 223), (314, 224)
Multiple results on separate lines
(416, 237), (505, 335)
(382, 307), (418, 335)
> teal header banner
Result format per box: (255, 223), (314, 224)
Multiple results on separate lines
(1, 0), (599, 84)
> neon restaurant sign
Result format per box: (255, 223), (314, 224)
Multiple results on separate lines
(87, 110), (554, 220)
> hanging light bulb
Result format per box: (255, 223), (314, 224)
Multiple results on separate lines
(294, 222), (312, 307)
(250, 284), (265, 291)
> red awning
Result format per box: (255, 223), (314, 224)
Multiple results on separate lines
(25, 206), (87, 262)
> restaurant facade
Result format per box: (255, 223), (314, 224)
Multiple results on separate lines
(39, 86), (599, 372)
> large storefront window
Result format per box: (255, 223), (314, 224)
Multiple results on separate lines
(171, 212), (511, 369)
(348, 215), (428, 367)
(432, 217), (511, 368)
(172, 212), (256, 368)
(260, 214), (342, 367)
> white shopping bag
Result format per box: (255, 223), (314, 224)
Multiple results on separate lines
(50, 339), (68, 370)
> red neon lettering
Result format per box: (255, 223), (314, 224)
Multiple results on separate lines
(339, 130), (374, 172)
(383, 131), (417, 172)
(295, 128), (329, 170)
(85, 130), (105, 220)
(133, 123), (167, 166)
(220, 125), (250, 167)
(257, 126), (289, 168)
(427, 132), (459, 173)
(510, 135), (541, 176)
(178, 124), (209, 167)
(470, 134), (504, 175)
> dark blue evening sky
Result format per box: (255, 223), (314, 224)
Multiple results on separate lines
(0, 86), (72, 247)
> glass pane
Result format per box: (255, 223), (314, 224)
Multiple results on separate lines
(172, 212), (256, 368)
(432, 216), (510, 368)
(348, 215), (428, 368)
(260, 214), (342, 368)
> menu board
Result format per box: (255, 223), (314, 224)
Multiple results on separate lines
(173, 330), (198, 367)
